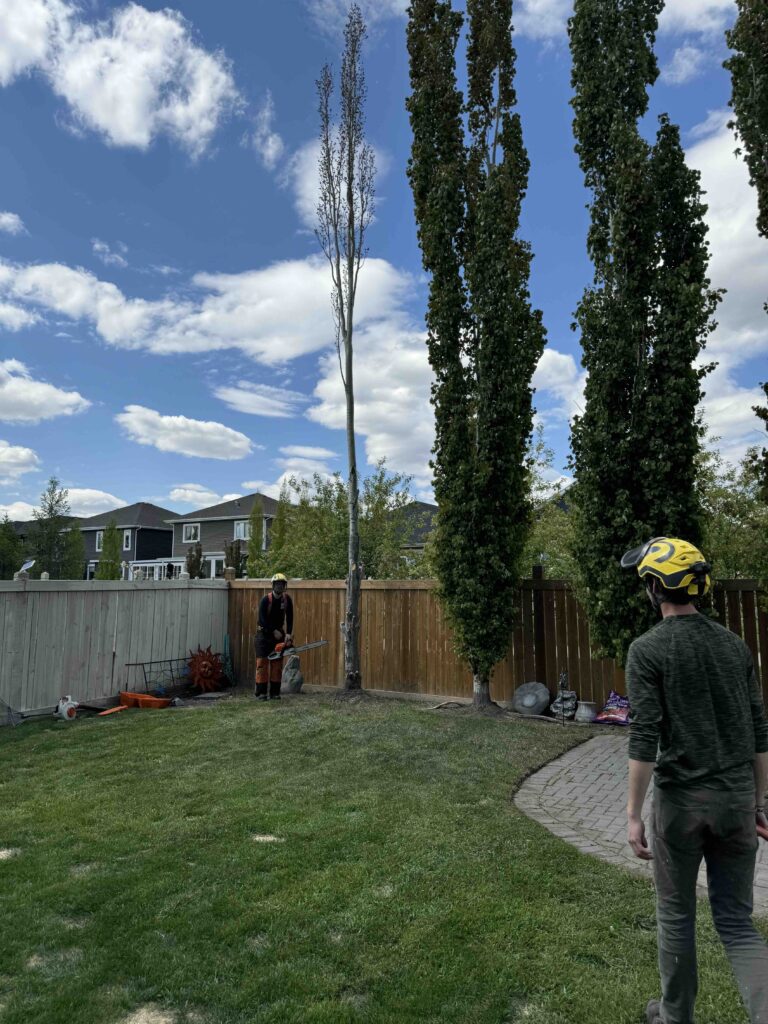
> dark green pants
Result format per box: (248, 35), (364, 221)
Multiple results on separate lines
(652, 785), (768, 1023)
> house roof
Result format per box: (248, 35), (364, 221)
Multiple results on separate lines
(168, 492), (279, 523)
(74, 502), (178, 531)
(399, 501), (437, 548)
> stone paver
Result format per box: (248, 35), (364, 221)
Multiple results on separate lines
(515, 733), (768, 916)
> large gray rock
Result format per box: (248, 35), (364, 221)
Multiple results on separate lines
(511, 682), (550, 716)
(282, 654), (304, 694)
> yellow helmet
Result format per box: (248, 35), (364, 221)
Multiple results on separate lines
(271, 573), (288, 584)
(621, 537), (711, 597)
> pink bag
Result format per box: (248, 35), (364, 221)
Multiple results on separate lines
(595, 689), (630, 725)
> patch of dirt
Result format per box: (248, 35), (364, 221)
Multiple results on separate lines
(374, 883), (394, 898)
(26, 949), (82, 975)
(118, 1008), (176, 1024)
(247, 933), (270, 953)
(0, 849), (20, 861)
(59, 915), (90, 930)
(250, 834), (284, 843)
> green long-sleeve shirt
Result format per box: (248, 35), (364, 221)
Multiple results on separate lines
(626, 612), (768, 789)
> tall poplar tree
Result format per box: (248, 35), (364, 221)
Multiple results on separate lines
(725, 3), (768, 496)
(407, 0), (545, 706)
(95, 520), (121, 580)
(569, 0), (719, 663)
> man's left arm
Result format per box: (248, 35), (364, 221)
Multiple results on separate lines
(626, 641), (661, 860)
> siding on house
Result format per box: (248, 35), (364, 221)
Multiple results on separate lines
(171, 518), (268, 559)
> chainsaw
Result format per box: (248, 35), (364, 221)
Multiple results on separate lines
(267, 639), (328, 661)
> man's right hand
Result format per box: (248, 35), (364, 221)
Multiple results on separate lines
(628, 816), (653, 860)
(757, 810), (768, 842)
(273, 629), (283, 640)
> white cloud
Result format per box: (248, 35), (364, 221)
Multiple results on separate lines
(661, 44), (708, 86)
(0, 211), (27, 235)
(305, 0), (407, 35)
(0, 359), (90, 423)
(0, 0), (69, 87)
(282, 140), (321, 230)
(514, 0), (571, 41)
(532, 347), (586, 421)
(308, 316), (436, 496)
(685, 115), (768, 463)
(0, 500), (38, 520)
(251, 91), (285, 171)
(0, 254), (412, 363)
(280, 445), (338, 460)
(213, 381), (311, 418)
(167, 483), (242, 507)
(0, 303), (39, 330)
(659, 0), (734, 36)
(68, 488), (126, 517)
(92, 238), (128, 268)
(0, 1), (239, 157)
(0, 440), (40, 484)
(115, 405), (255, 460)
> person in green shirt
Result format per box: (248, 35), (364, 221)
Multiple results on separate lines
(622, 537), (768, 1024)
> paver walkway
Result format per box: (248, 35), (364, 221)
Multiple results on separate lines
(515, 732), (768, 916)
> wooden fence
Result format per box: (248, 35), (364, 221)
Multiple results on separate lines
(229, 578), (768, 707)
(0, 579), (228, 714)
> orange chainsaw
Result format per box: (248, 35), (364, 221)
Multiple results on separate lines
(267, 639), (328, 661)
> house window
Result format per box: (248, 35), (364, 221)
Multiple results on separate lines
(123, 530), (131, 551)
(95, 530), (103, 552)
(234, 520), (250, 541)
(183, 523), (200, 543)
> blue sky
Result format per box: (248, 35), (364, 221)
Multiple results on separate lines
(0, 0), (765, 520)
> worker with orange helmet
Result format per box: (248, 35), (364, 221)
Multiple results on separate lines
(253, 573), (293, 701)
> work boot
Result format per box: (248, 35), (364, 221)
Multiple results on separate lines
(645, 999), (663, 1024)
(270, 693), (281, 701)
(254, 691), (268, 701)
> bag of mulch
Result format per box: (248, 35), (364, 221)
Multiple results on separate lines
(595, 689), (630, 725)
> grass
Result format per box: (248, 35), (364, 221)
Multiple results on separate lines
(0, 693), (759, 1024)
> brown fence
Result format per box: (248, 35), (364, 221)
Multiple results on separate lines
(229, 579), (768, 707)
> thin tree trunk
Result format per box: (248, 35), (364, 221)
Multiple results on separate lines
(343, 322), (362, 691)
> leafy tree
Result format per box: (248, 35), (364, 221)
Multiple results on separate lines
(316, 4), (376, 690)
(726, 2), (768, 242)
(407, 0), (545, 705)
(522, 428), (578, 581)
(568, 0), (719, 663)
(698, 444), (768, 581)
(246, 496), (268, 577)
(748, 382), (768, 501)
(725, 6), (768, 500)
(185, 541), (204, 579)
(29, 477), (74, 579)
(0, 516), (23, 580)
(95, 520), (121, 579)
(223, 538), (245, 576)
(62, 526), (85, 580)
(255, 464), (424, 581)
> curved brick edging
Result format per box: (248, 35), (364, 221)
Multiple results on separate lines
(514, 733), (768, 916)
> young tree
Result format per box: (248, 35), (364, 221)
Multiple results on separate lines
(223, 539), (245, 576)
(316, 4), (375, 691)
(62, 526), (86, 580)
(0, 516), (23, 580)
(95, 520), (121, 580)
(185, 541), (204, 579)
(246, 496), (267, 577)
(407, 0), (545, 705)
(568, 0), (718, 663)
(30, 476), (73, 579)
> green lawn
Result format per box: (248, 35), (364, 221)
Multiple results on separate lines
(0, 694), (758, 1024)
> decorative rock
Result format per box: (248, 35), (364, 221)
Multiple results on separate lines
(511, 682), (550, 716)
(282, 654), (304, 694)
(550, 689), (578, 720)
(40, 572), (50, 581)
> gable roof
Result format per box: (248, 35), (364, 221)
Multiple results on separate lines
(399, 501), (437, 548)
(74, 502), (178, 531)
(168, 492), (279, 523)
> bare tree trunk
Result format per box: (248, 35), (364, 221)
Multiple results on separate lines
(472, 672), (493, 707)
(343, 324), (362, 690)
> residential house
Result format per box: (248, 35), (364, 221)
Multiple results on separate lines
(166, 492), (279, 578)
(74, 502), (177, 579)
(399, 501), (437, 555)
